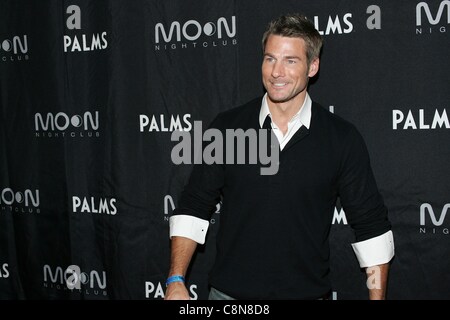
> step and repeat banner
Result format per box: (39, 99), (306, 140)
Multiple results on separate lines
(0, 0), (449, 299)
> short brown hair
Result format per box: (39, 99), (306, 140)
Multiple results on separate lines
(262, 13), (323, 65)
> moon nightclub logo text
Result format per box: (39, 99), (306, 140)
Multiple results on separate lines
(153, 16), (237, 51)
(34, 111), (100, 138)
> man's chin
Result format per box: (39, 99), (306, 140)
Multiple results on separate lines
(267, 94), (289, 104)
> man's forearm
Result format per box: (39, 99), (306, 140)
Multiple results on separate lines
(366, 263), (389, 300)
(168, 236), (198, 276)
(165, 236), (198, 300)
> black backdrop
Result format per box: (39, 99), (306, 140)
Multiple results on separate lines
(0, 0), (449, 299)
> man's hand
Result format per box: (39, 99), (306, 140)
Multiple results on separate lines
(165, 281), (190, 300)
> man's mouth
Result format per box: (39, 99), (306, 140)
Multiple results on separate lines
(271, 82), (288, 87)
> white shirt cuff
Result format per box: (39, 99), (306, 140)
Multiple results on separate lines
(351, 230), (395, 268)
(169, 215), (210, 245)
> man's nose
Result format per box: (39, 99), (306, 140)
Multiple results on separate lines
(271, 61), (285, 78)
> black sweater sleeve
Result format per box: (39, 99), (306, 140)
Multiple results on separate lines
(172, 114), (225, 221)
(337, 125), (391, 242)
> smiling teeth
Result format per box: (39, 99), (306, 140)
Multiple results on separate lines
(273, 83), (287, 87)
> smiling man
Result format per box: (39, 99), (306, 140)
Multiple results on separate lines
(165, 13), (394, 300)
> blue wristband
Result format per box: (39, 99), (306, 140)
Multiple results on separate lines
(166, 275), (185, 287)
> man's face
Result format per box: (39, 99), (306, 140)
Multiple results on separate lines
(262, 35), (319, 105)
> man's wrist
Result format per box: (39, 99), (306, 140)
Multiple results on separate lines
(166, 275), (185, 287)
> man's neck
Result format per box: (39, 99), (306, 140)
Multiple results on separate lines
(267, 92), (306, 124)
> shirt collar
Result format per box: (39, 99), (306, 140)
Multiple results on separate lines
(259, 92), (312, 129)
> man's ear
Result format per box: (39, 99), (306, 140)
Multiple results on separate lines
(308, 58), (320, 77)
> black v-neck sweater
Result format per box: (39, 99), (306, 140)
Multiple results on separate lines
(174, 97), (391, 299)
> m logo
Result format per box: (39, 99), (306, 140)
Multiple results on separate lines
(416, 1), (450, 26)
(163, 194), (221, 224)
(332, 207), (348, 225)
(420, 203), (450, 226)
(164, 195), (175, 215)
